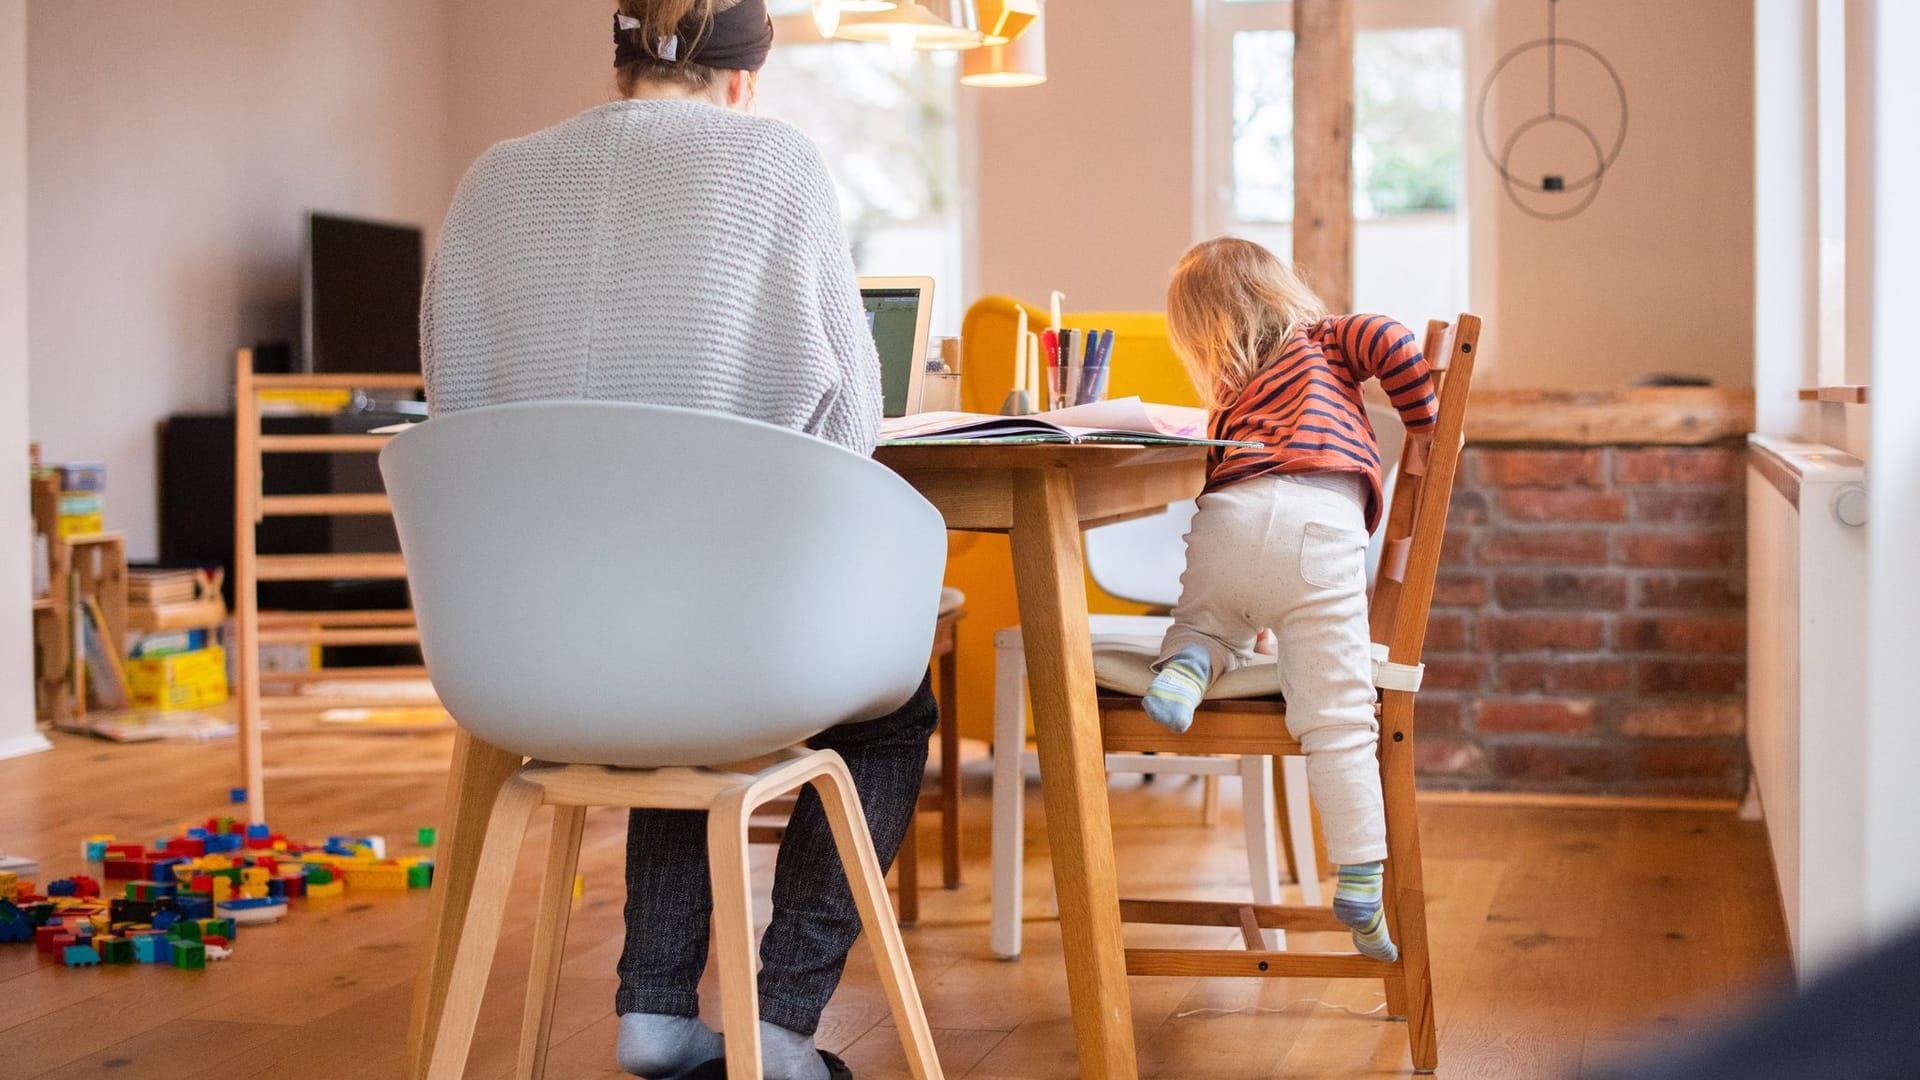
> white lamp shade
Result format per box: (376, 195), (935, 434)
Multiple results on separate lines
(961, 5), (1044, 87)
(835, 0), (983, 49)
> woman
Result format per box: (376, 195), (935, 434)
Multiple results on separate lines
(422, 4), (937, 1077)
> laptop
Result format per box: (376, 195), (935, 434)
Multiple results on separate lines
(859, 276), (934, 418)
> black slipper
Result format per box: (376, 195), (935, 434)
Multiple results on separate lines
(674, 1049), (852, 1080)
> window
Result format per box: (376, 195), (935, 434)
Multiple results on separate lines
(1204, 1), (1470, 324)
(757, 12), (966, 335)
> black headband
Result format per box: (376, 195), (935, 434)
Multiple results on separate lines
(613, 3), (774, 73)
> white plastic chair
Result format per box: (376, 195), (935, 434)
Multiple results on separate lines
(988, 404), (1406, 960)
(383, 402), (948, 1080)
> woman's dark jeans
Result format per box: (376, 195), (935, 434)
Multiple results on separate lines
(614, 672), (939, 1034)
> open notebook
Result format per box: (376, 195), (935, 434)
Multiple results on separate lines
(880, 397), (1255, 447)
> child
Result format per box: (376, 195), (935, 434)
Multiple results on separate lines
(1143, 237), (1437, 962)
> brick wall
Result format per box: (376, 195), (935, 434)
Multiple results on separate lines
(1414, 441), (1748, 798)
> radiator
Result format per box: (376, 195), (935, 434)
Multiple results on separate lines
(1746, 435), (1869, 975)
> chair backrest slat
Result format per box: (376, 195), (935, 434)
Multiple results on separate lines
(1367, 316), (1478, 660)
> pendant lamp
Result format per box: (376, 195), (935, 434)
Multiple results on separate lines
(961, 1), (1044, 86)
(834, 0), (984, 50)
(811, 0), (897, 38)
(976, 0), (1040, 44)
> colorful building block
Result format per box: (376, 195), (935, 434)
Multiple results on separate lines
(63, 944), (101, 967)
(82, 834), (116, 860)
(219, 898), (286, 925)
(407, 864), (433, 889)
(347, 864), (408, 891)
(171, 940), (205, 970)
(416, 827), (436, 847)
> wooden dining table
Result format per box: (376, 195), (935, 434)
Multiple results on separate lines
(406, 441), (1209, 1080)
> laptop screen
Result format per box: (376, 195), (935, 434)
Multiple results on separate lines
(862, 286), (926, 418)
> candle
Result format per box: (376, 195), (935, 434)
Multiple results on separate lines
(1013, 307), (1029, 395)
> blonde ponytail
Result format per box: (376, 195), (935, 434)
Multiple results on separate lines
(1165, 238), (1326, 410)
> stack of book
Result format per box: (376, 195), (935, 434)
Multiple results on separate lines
(127, 566), (226, 634)
(129, 567), (200, 607)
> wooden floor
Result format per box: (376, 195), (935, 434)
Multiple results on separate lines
(0, 730), (1789, 1079)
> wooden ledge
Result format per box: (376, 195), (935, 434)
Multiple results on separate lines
(1465, 387), (1753, 446)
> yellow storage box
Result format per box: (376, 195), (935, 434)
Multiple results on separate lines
(126, 644), (229, 711)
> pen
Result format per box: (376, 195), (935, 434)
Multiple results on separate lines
(1062, 328), (1080, 410)
(1078, 329), (1101, 405)
(1052, 328), (1067, 407)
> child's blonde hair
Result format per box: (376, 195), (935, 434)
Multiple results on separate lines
(1166, 237), (1326, 409)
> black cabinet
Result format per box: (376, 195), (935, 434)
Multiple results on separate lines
(160, 410), (418, 666)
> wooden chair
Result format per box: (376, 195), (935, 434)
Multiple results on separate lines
(1091, 315), (1479, 1074)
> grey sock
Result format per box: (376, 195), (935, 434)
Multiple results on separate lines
(759, 1020), (829, 1080)
(1142, 644), (1211, 734)
(616, 1013), (724, 1078)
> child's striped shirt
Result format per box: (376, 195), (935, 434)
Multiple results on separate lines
(1205, 313), (1438, 530)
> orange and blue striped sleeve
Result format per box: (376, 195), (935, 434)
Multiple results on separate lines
(1322, 314), (1438, 433)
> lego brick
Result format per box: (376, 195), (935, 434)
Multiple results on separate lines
(171, 940), (205, 970)
(416, 827), (436, 847)
(347, 865), (409, 891)
(63, 944), (101, 967)
(407, 864), (433, 889)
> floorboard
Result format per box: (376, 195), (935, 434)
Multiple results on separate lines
(0, 732), (1790, 1078)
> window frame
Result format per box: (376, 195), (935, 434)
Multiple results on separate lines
(1196, 0), (1488, 321)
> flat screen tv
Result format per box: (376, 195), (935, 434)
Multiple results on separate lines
(302, 212), (424, 374)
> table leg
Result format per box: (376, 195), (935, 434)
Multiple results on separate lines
(1008, 468), (1138, 1080)
(407, 728), (523, 1079)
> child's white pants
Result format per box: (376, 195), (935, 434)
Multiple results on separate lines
(1154, 472), (1387, 865)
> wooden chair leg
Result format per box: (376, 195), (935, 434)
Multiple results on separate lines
(1381, 693), (1437, 1072)
(1201, 774), (1223, 826)
(895, 807), (921, 927)
(426, 773), (544, 1080)
(707, 792), (766, 1080)
(518, 804), (587, 1080)
(810, 755), (945, 1080)
(409, 732), (523, 1080)
(937, 649), (962, 889)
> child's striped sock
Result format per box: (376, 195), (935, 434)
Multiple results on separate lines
(1333, 862), (1399, 962)
(1141, 645), (1211, 734)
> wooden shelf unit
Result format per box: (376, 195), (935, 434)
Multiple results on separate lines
(233, 349), (439, 823)
(29, 468), (133, 731)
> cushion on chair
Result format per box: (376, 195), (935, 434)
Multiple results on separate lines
(1091, 639), (1287, 699)
(1092, 640), (1422, 698)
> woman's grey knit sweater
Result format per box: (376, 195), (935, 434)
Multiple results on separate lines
(421, 99), (881, 453)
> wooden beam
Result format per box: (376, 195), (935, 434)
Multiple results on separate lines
(1292, 0), (1354, 312)
(1465, 387), (1755, 445)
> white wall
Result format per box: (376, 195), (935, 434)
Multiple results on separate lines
(25, 1), (452, 561)
(1863, 0), (1920, 941)
(1, 0), (48, 760)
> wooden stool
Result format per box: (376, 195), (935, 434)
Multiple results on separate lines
(1094, 316), (1479, 1075)
(427, 751), (943, 1080)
